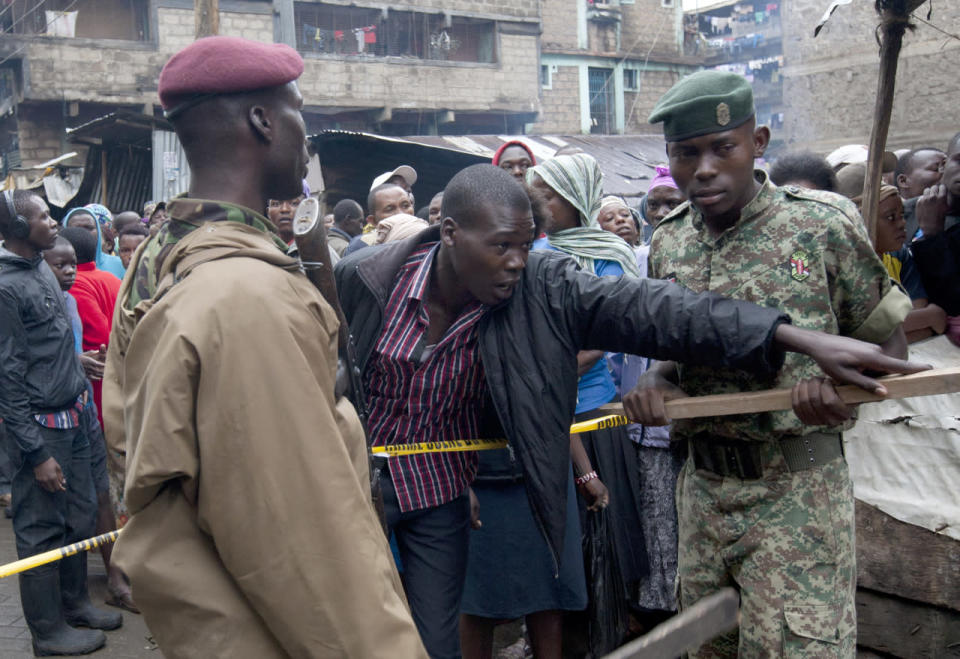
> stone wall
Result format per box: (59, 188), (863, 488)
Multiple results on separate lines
(22, 7), (272, 106)
(13, 6), (540, 164)
(541, 0), (681, 56)
(356, 0), (539, 20)
(620, 0), (681, 58)
(298, 32), (539, 114)
(541, 0), (580, 51)
(529, 64), (581, 134)
(17, 104), (65, 164)
(781, 0), (960, 153)
(624, 68), (681, 134)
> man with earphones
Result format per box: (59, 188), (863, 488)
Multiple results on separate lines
(0, 188), (121, 656)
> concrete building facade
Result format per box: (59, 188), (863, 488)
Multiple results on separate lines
(780, 0), (960, 153)
(0, 0), (543, 175)
(532, 0), (700, 135)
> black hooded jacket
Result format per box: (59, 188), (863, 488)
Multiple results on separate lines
(334, 226), (788, 567)
(0, 247), (86, 467)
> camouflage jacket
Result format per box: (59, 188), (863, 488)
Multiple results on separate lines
(650, 170), (911, 441)
(126, 198), (286, 310)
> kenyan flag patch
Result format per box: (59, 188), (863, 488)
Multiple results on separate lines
(790, 250), (810, 281)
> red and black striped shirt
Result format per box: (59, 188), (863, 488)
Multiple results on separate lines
(365, 242), (488, 512)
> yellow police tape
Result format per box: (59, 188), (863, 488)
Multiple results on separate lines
(0, 530), (121, 579)
(370, 414), (630, 457)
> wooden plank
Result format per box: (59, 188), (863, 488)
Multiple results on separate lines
(602, 588), (739, 659)
(856, 589), (960, 658)
(599, 367), (960, 420)
(855, 501), (960, 612)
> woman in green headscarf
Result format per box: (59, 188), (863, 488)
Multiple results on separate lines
(528, 153), (641, 277)
(528, 154), (648, 650)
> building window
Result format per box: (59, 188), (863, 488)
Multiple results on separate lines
(541, 65), (552, 89)
(588, 67), (614, 135)
(661, 0), (675, 6)
(294, 3), (496, 63)
(623, 68), (639, 91)
(0, 0), (149, 40)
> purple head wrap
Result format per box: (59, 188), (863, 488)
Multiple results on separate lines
(648, 166), (678, 192)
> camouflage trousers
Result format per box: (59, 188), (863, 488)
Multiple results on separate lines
(677, 441), (856, 658)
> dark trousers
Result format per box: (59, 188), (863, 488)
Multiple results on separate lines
(0, 421), (13, 495)
(11, 425), (97, 561)
(381, 470), (470, 659)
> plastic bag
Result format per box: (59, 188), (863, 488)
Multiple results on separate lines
(583, 508), (630, 656)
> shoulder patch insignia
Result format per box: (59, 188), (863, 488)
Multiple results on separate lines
(716, 102), (730, 126)
(790, 249), (810, 281)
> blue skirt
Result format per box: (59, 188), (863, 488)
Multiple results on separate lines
(461, 470), (587, 619)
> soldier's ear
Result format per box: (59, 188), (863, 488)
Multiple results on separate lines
(753, 125), (770, 159)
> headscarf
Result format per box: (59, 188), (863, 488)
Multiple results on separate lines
(527, 154), (641, 277)
(62, 206), (126, 278)
(600, 195), (643, 236)
(648, 165), (678, 192)
(375, 213), (428, 244)
(492, 140), (536, 166)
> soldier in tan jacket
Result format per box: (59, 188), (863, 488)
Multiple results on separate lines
(106, 36), (426, 659)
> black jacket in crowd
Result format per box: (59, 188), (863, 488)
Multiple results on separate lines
(0, 247), (86, 467)
(911, 216), (960, 316)
(334, 225), (789, 568)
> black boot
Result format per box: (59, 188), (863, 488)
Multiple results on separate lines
(19, 566), (105, 656)
(60, 553), (123, 631)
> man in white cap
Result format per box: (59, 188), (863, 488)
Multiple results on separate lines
(371, 165), (417, 196)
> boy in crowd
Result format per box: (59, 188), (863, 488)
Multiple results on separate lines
(117, 224), (149, 270)
(0, 190), (121, 656)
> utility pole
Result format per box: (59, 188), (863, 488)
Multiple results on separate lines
(195, 0), (219, 38)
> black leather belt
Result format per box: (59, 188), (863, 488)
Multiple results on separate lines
(691, 432), (843, 480)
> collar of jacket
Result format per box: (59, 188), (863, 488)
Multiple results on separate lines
(0, 245), (42, 269)
(166, 197), (289, 253)
(352, 224), (441, 306)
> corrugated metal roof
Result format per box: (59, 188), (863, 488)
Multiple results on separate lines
(400, 134), (668, 200)
(309, 130), (668, 210)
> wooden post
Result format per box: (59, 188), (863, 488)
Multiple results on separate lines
(195, 0), (219, 38)
(860, 1), (924, 242)
(861, 12), (905, 243)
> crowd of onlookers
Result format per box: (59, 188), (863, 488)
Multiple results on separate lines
(0, 124), (957, 657)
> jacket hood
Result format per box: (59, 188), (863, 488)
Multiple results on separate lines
(63, 208), (126, 278)
(0, 245), (41, 269)
(158, 220), (300, 283)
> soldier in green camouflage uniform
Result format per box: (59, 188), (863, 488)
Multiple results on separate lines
(629, 71), (913, 657)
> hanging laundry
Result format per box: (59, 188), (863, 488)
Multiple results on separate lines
(353, 28), (365, 52)
(363, 26), (377, 44)
(334, 30), (344, 41)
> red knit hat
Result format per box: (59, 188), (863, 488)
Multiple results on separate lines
(159, 36), (304, 115)
(492, 140), (536, 166)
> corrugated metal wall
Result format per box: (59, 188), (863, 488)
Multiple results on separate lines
(151, 129), (191, 203)
(75, 143), (152, 214)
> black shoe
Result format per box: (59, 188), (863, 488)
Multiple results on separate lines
(20, 567), (106, 656)
(60, 553), (123, 631)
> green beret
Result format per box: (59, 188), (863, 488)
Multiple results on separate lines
(649, 70), (755, 142)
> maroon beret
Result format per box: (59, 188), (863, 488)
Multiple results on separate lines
(159, 36), (304, 113)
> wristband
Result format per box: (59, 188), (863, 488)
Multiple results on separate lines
(575, 471), (598, 486)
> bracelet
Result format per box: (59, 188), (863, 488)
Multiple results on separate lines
(575, 471), (598, 486)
